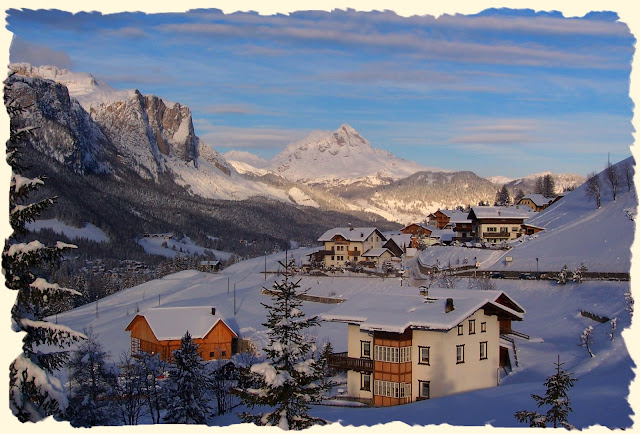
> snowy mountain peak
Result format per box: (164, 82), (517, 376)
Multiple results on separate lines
(269, 124), (433, 183)
(10, 63), (135, 110)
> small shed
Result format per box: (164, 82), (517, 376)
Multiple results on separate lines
(199, 260), (221, 273)
(125, 306), (238, 361)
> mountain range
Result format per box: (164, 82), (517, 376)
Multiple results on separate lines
(8, 63), (587, 261)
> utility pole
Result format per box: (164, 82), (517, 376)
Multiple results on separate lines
(234, 282), (236, 315)
(265, 252), (267, 280)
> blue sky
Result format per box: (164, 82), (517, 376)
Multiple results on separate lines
(5, 4), (637, 178)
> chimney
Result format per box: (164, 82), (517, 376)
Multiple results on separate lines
(349, 223), (354, 231)
(211, 307), (216, 315)
(445, 298), (455, 313)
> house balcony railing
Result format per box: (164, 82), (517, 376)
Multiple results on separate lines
(500, 327), (530, 340)
(347, 250), (360, 256)
(483, 231), (511, 239)
(328, 352), (374, 373)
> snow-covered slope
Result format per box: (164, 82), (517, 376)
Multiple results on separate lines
(224, 150), (269, 169)
(11, 63), (135, 110)
(49, 248), (633, 428)
(269, 124), (442, 184)
(485, 157), (636, 273)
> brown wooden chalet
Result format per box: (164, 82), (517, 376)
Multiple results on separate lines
(125, 306), (239, 362)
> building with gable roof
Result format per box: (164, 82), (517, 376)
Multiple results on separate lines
(467, 206), (535, 244)
(316, 227), (387, 268)
(322, 289), (525, 406)
(516, 194), (554, 212)
(125, 306), (239, 361)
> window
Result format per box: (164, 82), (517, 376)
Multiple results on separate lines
(374, 345), (411, 363)
(418, 380), (430, 399)
(361, 373), (371, 391)
(221, 351), (226, 357)
(418, 346), (430, 365)
(374, 380), (411, 398)
(469, 319), (476, 335)
(331, 256), (334, 261)
(361, 341), (371, 359)
(487, 227), (497, 232)
(480, 342), (488, 360)
(481, 322), (487, 333)
(456, 345), (465, 364)
(512, 227), (519, 232)
(457, 324), (464, 335)
(210, 351), (215, 357)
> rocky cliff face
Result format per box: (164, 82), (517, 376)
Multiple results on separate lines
(89, 90), (199, 180)
(7, 73), (114, 175)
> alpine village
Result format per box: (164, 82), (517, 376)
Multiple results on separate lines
(4, 6), (637, 432)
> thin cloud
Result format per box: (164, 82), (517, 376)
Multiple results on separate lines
(193, 121), (309, 150)
(9, 36), (73, 69)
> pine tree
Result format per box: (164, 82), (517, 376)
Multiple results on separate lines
(163, 331), (213, 424)
(543, 174), (556, 197)
(513, 188), (525, 204)
(115, 352), (146, 425)
(534, 176), (545, 195)
(557, 265), (569, 285)
(5, 73), (86, 422)
(66, 331), (119, 427)
(515, 355), (578, 428)
(494, 185), (510, 206)
(237, 258), (331, 430)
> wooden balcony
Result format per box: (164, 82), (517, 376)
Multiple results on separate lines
(483, 231), (511, 239)
(328, 352), (374, 372)
(348, 250), (360, 256)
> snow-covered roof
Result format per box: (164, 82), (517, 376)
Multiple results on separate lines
(440, 210), (471, 224)
(128, 306), (237, 341)
(361, 248), (392, 258)
(518, 194), (553, 207)
(200, 260), (220, 266)
(321, 289), (524, 333)
(318, 227), (384, 243)
(429, 228), (455, 241)
(384, 233), (413, 248)
(401, 222), (431, 231)
(469, 206), (534, 220)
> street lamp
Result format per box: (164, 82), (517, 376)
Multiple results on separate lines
(536, 257), (539, 277)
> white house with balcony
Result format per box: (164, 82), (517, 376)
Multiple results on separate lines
(321, 289), (526, 406)
(316, 227), (387, 268)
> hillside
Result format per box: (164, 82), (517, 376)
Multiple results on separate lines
(486, 157), (636, 273)
(48, 248), (634, 428)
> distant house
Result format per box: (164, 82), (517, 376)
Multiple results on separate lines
(516, 194), (554, 212)
(382, 232), (413, 255)
(361, 248), (394, 267)
(199, 260), (221, 273)
(317, 227), (387, 267)
(428, 210), (473, 242)
(467, 206), (535, 244)
(400, 223), (432, 248)
(125, 306), (239, 361)
(322, 289), (525, 406)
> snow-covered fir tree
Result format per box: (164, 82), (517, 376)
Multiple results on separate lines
(237, 258), (332, 430)
(557, 265), (569, 284)
(66, 331), (119, 427)
(5, 74), (85, 422)
(572, 263), (588, 283)
(163, 331), (213, 424)
(515, 355), (578, 428)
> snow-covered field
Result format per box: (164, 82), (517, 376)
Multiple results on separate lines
(46, 247), (635, 429)
(25, 218), (109, 242)
(138, 234), (233, 260)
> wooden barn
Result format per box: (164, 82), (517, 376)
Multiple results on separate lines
(125, 306), (239, 362)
